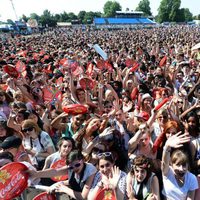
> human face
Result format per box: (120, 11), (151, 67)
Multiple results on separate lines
(86, 119), (101, 134)
(99, 159), (113, 177)
(77, 90), (85, 102)
(143, 98), (152, 107)
(139, 133), (150, 147)
(68, 159), (83, 174)
(15, 113), (25, 124)
(60, 140), (72, 157)
(35, 106), (44, 116)
(172, 161), (188, 179)
(14, 94), (23, 101)
(166, 127), (177, 139)
(134, 166), (147, 183)
(0, 126), (6, 137)
(73, 115), (85, 127)
(157, 114), (168, 125)
(115, 110), (123, 122)
(21, 126), (36, 138)
(104, 104), (112, 113)
(187, 116), (196, 130)
(177, 99), (183, 108)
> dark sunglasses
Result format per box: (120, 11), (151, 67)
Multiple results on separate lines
(68, 161), (82, 170)
(22, 127), (34, 133)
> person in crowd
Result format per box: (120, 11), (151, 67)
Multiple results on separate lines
(88, 151), (127, 200)
(21, 119), (55, 169)
(27, 150), (97, 200)
(127, 154), (160, 200)
(161, 132), (198, 200)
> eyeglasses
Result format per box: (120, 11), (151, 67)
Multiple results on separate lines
(98, 152), (112, 158)
(178, 101), (183, 104)
(67, 161), (82, 170)
(99, 162), (110, 169)
(21, 127), (34, 133)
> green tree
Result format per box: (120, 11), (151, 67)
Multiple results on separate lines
(68, 12), (78, 21)
(30, 13), (40, 22)
(60, 12), (69, 22)
(78, 11), (86, 22)
(183, 8), (193, 22)
(103, 1), (122, 17)
(54, 14), (61, 22)
(40, 10), (56, 27)
(136, 0), (152, 16)
(169, 0), (181, 22)
(157, 0), (182, 23)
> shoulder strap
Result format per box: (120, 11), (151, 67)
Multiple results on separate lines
(38, 132), (44, 150)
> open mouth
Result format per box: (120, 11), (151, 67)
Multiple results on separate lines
(176, 172), (185, 177)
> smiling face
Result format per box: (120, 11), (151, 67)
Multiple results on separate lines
(60, 140), (73, 157)
(134, 166), (147, 183)
(99, 159), (113, 177)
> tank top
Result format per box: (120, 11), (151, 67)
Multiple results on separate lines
(132, 173), (155, 200)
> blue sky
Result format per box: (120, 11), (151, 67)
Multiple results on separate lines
(0, 0), (199, 21)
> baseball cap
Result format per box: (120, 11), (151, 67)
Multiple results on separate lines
(0, 136), (22, 149)
(135, 111), (150, 121)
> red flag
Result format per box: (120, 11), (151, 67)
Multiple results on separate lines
(17, 50), (27, 57)
(59, 58), (68, 67)
(39, 50), (45, 56)
(33, 53), (39, 60)
(72, 66), (83, 77)
(43, 65), (52, 74)
(96, 59), (105, 70)
(105, 61), (113, 72)
(86, 62), (93, 77)
(125, 58), (134, 67)
(16, 60), (26, 73)
(159, 56), (167, 67)
(130, 63), (139, 72)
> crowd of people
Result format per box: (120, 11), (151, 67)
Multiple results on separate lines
(0, 25), (200, 200)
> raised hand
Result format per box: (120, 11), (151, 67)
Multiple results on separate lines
(165, 131), (190, 149)
(109, 166), (120, 189)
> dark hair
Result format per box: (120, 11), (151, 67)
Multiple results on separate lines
(57, 137), (75, 150)
(17, 109), (30, 120)
(185, 111), (199, 129)
(131, 155), (152, 183)
(98, 152), (115, 164)
(66, 150), (84, 165)
(0, 151), (14, 162)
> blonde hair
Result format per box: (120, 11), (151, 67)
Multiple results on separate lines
(171, 149), (188, 166)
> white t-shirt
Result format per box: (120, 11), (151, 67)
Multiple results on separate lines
(23, 131), (55, 165)
(162, 167), (198, 200)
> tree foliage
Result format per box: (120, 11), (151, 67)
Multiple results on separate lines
(136, 0), (152, 16)
(157, 0), (193, 23)
(103, 1), (122, 17)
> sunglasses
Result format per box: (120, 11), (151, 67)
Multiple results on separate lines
(68, 161), (82, 170)
(98, 152), (112, 158)
(21, 127), (34, 133)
